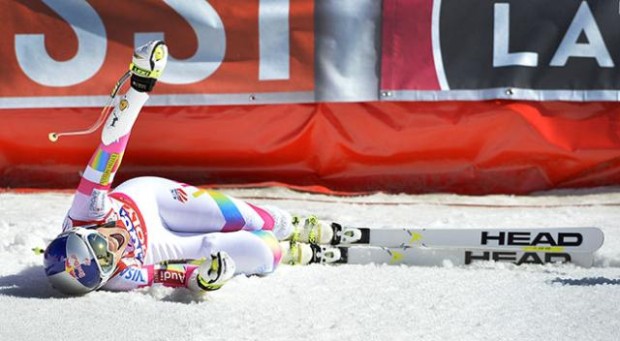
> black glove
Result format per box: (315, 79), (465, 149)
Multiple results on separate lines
(130, 74), (157, 92)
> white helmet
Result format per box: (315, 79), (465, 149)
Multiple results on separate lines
(43, 226), (116, 295)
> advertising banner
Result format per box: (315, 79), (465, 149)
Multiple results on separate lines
(1, 1), (619, 194)
(0, 0), (315, 108)
(381, 0), (620, 101)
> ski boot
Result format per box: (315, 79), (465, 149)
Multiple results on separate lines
(290, 215), (335, 245)
(280, 240), (343, 265)
(289, 217), (364, 245)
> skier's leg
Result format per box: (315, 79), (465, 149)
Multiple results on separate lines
(149, 179), (294, 238)
(200, 230), (282, 275)
(145, 226), (282, 275)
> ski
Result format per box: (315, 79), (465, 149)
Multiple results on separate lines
(329, 224), (604, 254)
(322, 245), (596, 268)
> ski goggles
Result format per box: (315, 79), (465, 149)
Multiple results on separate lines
(71, 226), (116, 278)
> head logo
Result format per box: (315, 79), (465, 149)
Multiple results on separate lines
(119, 99), (129, 111)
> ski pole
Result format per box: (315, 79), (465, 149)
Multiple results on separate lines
(48, 71), (132, 142)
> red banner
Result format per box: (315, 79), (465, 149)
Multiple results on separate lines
(2, 101), (620, 194)
(0, 0), (314, 105)
(381, 0), (440, 91)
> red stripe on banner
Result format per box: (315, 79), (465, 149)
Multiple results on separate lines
(381, 0), (439, 91)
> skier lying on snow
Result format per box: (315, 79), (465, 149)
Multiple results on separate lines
(43, 41), (334, 295)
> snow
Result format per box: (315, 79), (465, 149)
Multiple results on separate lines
(1, 187), (620, 341)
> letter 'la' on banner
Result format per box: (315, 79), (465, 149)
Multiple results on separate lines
(380, 0), (620, 102)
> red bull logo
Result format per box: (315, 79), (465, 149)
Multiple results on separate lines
(65, 254), (91, 279)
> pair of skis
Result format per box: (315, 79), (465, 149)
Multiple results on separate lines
(311, 224), (604, 268)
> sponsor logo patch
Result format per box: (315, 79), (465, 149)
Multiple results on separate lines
(171, 188), (188, 203)
(119, 99), (128, 111)
(118, 267), (148, 285)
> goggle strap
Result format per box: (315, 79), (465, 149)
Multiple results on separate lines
(82, 220), (117, 230)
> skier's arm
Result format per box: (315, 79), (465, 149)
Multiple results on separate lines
(103, 259), (201, 291)
(64, 40), (167, 228)
(65, 88), (149, 226)
(103, 254), (235, 292)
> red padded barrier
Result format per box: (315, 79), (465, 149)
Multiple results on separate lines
(1, 101), (619, 194)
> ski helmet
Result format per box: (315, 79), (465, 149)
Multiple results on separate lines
(44, 227), (116, 295)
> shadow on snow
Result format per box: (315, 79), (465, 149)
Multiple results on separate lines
(0, 266), (65, 299)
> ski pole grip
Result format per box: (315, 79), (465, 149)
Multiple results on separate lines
(48, 132), (59, 142)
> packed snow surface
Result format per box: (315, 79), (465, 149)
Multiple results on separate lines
(1, 187), (619, 341)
